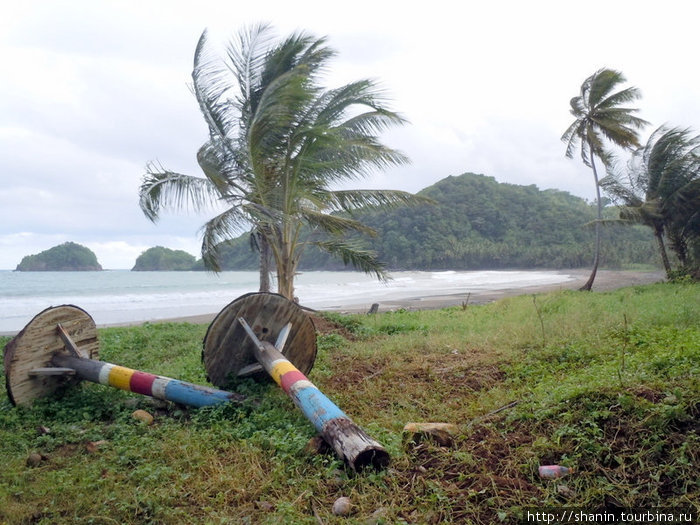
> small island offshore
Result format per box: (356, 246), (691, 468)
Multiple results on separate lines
(15, 242), (102, 271)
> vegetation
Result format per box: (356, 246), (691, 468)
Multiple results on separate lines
(208, 173), (660, 271)
(1, 282), (697, 523)
(132, 246), (197, 271)
(561, 68), (648, 290)
(15, 242), (102, 271)
(601, 125), (700, 278)
(139, 24), (420, 300)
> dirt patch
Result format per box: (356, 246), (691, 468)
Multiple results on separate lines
(396, 422), (542, 524)
(308, 313), (357, 340)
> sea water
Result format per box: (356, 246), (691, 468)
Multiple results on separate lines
(0, 270), (574, 333)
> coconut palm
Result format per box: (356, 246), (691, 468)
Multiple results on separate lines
(601, 126), (700, 276)
(561, 68), (648, 290)
(140, 25), (420, 299)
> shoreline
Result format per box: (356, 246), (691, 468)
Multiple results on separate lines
(93, 269), (665, 330)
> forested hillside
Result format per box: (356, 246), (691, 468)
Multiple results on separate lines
(200, 173), (660, 271)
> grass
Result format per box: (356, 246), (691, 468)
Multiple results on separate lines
(1, 282), (698, 524)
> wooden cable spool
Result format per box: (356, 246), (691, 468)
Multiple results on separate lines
(4, 294), (387, 470)
(202, 292), (317, 388)
(4, 305), (99, 406)
(3, 305), (242, 408)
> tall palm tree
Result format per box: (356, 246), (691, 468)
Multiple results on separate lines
(561, 68), (648, 290)
(601, 126), (700, 275)
(140, 25), (421, 299)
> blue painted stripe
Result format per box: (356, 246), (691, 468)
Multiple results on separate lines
(163, 380), (234, 408)
(293, 386), (347, 433)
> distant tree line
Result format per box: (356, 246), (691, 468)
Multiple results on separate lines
(204, 173), (660, 272)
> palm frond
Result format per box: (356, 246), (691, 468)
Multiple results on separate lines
(139, 164), (221, 222)
(300, 208), (376, 236)
(192, 30), (239, 146)
(313, 239), (388, 281)
(199, 206), (252, 271)
(324, 189), (433, 212)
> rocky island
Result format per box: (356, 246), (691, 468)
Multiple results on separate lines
(132, 246), (197, 271)
(15, 242), (102, 271)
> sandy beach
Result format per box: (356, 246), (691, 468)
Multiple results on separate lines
(130, 269), (665, 327)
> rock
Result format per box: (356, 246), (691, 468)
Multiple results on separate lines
(557, 484), (576, 498)
(255, 501), (275, 512)
(332, 496), (353, 516)
(36, 425), (51, 435)
(403, 422), (459, 448)
(86, 440), (109, 454)
(26, 452), (43, 467)
(132, 409), (154, 425)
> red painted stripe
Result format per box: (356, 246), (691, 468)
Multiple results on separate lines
(130, 371), (158, 396)
(280, 370), (308, 394)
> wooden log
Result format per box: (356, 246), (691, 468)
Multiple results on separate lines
(238, 318), (389, 471)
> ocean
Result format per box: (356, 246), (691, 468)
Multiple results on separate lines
(0, 270), (575, 333)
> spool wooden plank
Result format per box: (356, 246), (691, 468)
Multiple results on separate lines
(4, 305), (99, 406)
(202, 293), (317, 388)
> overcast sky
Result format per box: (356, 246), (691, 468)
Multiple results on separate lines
(1, 0), (698, 269)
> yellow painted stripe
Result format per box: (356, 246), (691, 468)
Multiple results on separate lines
(270, 360), (298, 386)
(108, 365), (135, 391)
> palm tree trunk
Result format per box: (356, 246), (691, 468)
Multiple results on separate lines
(276, 256), (295, 300)
(653, 226), (672, 278)
(258, 234), (271, 293)
(580, 150), (602, 291)
(275, 225), (297, 300)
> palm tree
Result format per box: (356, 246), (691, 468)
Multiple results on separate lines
(561, 68), (648, 290)
(140, 25), (421, 299)
(601, 126), (700, 276)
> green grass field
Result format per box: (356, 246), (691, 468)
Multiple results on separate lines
(1, 282), (698, 524)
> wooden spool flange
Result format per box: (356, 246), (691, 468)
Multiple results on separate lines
(202, 293), (317, 388)
(4, 305), (99, 406)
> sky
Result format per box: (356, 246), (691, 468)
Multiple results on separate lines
(1, 0), (698, 269)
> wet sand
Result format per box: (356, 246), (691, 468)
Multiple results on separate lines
(115, 269), (665, 327)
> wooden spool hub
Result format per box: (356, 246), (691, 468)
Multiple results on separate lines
(4, 305), (99, 406)
(203, 293), (317, 388)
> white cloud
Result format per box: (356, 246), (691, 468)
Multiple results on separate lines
(1, 0), (699, 270)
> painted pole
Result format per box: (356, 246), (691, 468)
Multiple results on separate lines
(50, 353), (244, 408)
(4, 305), (245, 408)
(238, 318), (390, 471)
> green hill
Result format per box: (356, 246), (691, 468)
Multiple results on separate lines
(15, 242), (102, 271)
(208, 173), (659, 271)
(132, 246), (197, 271)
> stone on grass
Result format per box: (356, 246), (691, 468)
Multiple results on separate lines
(332, 496), (353, 516)
(132, 409), (154, 425)
(403, 422), (459, 448)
